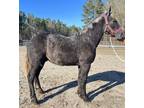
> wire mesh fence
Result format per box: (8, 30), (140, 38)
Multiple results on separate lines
(99, 35), (125, 47)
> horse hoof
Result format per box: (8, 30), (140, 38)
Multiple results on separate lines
(39, 90), (45, 94)
(38, 89), (45, 94)
(79, 94), (90, 102)
(83, 96), (90, 102)
(77, 92), (90, 102)
(31, 98), (38, 104)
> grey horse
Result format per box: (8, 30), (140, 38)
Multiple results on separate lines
(23, 7), (125, 104)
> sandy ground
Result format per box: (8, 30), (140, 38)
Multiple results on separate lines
(19, 46), (125, 108)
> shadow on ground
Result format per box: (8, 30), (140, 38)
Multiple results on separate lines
(38, 70), (125, 104)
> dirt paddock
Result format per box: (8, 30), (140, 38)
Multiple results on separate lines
(19, 46), (125, 108)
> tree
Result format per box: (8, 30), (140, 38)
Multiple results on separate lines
(82, 0), (104, 26)
(27, 13), (34, 25)
(106, 0), (125, 28)
(19, 11), (81, 41)
(19, 11), (27, 33)
(19, 11), (29, 40)
(69, 25), (80, 35)
(55, 20), (62, 33)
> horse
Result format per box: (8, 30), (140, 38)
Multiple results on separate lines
(23, 7), (125, 104)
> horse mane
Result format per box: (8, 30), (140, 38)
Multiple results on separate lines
(81, 15), (104, 35)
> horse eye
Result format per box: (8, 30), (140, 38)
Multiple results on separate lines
(113, 20), (117, 23)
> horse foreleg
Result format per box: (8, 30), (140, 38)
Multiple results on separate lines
(77, 63), (91, 101)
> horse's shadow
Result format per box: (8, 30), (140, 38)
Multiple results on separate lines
(38, 70), (125, 104)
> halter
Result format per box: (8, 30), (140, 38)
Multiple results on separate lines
(101, 13), (125, 62)
(102, 13), (123, 36)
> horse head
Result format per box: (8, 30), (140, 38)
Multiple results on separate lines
(92, 7), (125, 41)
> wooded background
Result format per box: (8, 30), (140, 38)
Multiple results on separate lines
(19, 0), (125, 46)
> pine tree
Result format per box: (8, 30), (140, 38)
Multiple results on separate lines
(19, 11), (81, 41)
(19, 11), (27, 32)
(107, 0), (125, 28)
(82, 0), (104, 26)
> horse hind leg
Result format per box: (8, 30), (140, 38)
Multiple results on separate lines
(35, 73), (45, 94)
(28, 63), (39, 104)
(34, 55), (48, 94)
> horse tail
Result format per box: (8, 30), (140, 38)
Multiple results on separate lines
(23, 47), (31, 79)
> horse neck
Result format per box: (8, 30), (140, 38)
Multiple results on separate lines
(89, 18), (105, 48)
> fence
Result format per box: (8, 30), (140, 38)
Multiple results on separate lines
(99, 35), (125, 47)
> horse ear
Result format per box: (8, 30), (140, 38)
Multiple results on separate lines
(108, 6), (112, 16)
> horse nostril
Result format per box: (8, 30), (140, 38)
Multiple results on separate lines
(119, 33), (125, 41)
(115, 32), (125, 41)
(121, 33), (125, 39)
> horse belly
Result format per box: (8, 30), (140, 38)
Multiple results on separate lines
(46, 49), (78, 66)
(46, 36), (78, 65)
